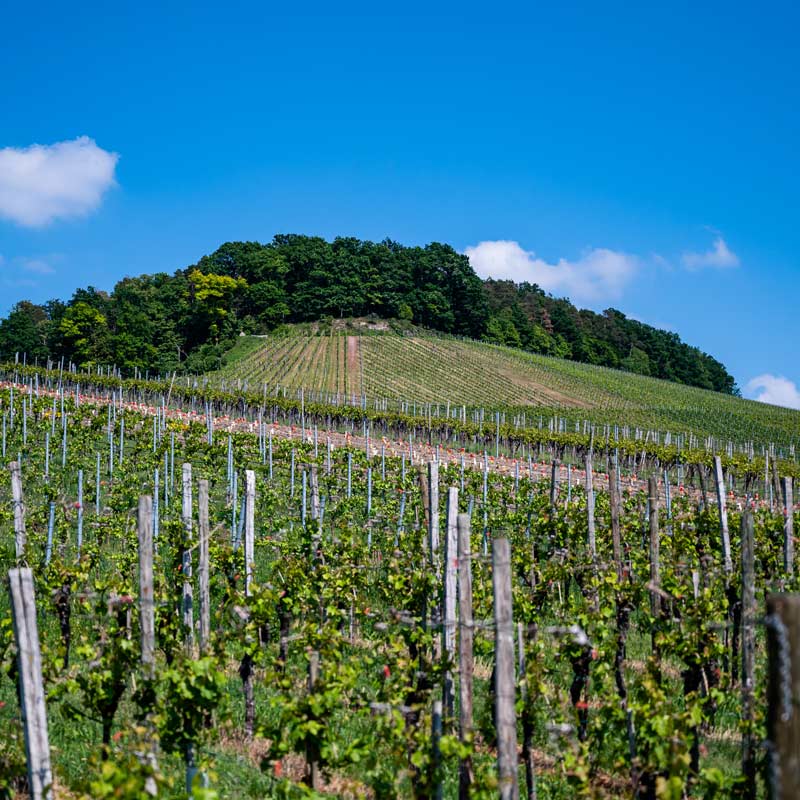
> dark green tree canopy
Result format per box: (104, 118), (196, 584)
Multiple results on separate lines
(0, 234), (737, 394)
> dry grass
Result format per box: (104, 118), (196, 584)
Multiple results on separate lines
(217, 728), (373, 798)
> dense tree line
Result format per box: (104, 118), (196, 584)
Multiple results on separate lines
(0, 234), (737, 394)
(482, 280), (737, 394)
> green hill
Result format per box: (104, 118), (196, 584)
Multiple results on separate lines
(0, 235), (735, 395)
(209, 320), (799, 450)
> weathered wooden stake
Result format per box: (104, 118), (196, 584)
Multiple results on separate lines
(783, 477), (794, 577)
(457, 513), (474, 799)
(139, 490), (161, 794)
(245, 470), (256, 596)
(307, 651), (321, 790)
(9, 568), (52, 800)
(310, 465), (320, 520)
(10, 461), (26, 559)
(585, 454), (595, 562)
(549, 457), (559, 508)
(741, 510), (756, 795)
(493, 537), (519, 800)
(766, 594), (800, 800)
(138, 496), (155, 675)
(181, 463), (194, 649)
(609, 467), (622, 578)
(518, 622), (536, 800)
(713, 456), (732, 574)
(648, 476), (660, 620)
(432, 699), (443, 800)
(198, 480), (210, 654)
(428, 460), (440, 572)
(76, 469), (84, 555)
(443, 487), (458, 720)
(45, 503), (55, 566)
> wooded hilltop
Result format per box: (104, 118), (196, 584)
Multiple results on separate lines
(0, 234), (737, 394)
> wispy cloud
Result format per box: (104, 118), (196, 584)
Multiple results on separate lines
(464, 240), (638, 306)
(0, 136), (119, 227)
(681, 236), (739, 269)
(19, 257), (55, 275)
(745, 374), (800, 410)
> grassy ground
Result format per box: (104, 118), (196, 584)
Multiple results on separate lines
(0, 603), (746, 799)
(208, 323), (800, 450)
(0, 384), (768, 799)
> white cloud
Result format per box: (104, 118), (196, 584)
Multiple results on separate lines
(0, 136), (119, 227)
(19, 257), (55, 274)
(745, 374), (800, 410)
(464, 240), (638, 305)
(681, 237), (739, 269)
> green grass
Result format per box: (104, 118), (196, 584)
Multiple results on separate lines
(209, 322), (800, 451)
(0, 388), (762, 799)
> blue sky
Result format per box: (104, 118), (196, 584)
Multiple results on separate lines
(1, 1), (798, 406)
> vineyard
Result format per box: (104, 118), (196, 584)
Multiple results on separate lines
(1, 367), (799, 800)
(209, 325), (800, 451)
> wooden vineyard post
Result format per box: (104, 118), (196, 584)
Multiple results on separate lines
(609, 467), (622, 579)
(518, 622), (536, 800)
(301, 469), (307, 528)
(765, 451), (771, 510)
(648, 477), (660, 620)
(493, 537), (519, 800)
(10, 460), (26, 559)
(242, 469), (257, 739)
(741, 510), (756, 795)
(418, 465), (430, 532)
(76, 469), (84, 555)
(696, 464), (708, 511)
(45, 503), (54, 566)
(432, 699), (443, 800)
(310, 465), (320, 520)
(713, 456), (732, 574)
(8, 568), (53, 800)
(198, 480), (210, 654)
(428, 460), (440, 572)
(769, 458), (781, 511)
(549, 457), (559, 509)
(457, 513), (474, 799)
(766, 594), (800, 800)
(181, 463), (194, 649)
(137, 496), (160, 797)
(482, 452), (489, 554)
(585, 454), (596, 562)
(245, 470), (255, 596)
(783, 477), (795, 578)
(416, 463), (432, 640)
(138, 496), (155, 674)
(307, 651), (320, 790)
(443, 487), (458, 720)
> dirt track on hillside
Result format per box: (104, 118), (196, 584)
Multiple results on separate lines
(3, 380), (765, 512)
(346, 336), (361, 397)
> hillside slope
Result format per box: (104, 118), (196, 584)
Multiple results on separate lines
(0, 235), (736, 394)
(209, 322), (799, 448)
